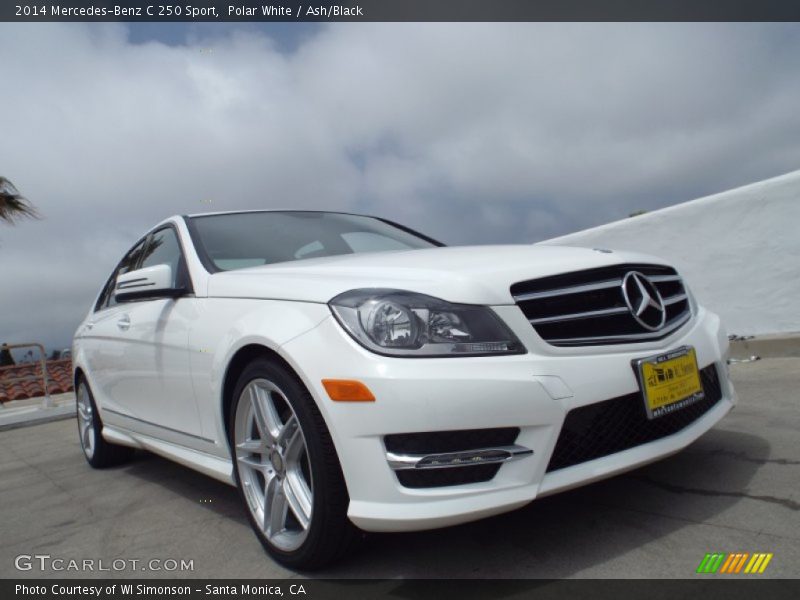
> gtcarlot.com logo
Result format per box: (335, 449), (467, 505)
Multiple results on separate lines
(14, 554), (194, 572)
(696, 552), (773, 574)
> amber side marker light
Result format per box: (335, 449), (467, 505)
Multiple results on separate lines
(322, 379), (376, 402)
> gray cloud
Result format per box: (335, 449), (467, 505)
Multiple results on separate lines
(2, 22), (800, 350)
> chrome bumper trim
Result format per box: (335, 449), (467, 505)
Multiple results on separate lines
(386, 444), (533, 471)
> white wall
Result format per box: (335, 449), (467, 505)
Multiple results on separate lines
(542, 170), (800, 336)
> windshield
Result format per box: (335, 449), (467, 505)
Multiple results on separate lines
(188, 211), (440, 272)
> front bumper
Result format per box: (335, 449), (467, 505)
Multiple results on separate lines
(280, 305), (735, 532)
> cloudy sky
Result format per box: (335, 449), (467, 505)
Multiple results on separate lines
(2, 22), (800, 352)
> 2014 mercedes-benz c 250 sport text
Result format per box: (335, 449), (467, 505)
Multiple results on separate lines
(72, 210), (736, 569)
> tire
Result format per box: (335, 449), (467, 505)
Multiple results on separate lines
(229, 357), (358, 570)
(76, 377), (135, 468)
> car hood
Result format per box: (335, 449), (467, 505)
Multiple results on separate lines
(206, 244), (665, 305)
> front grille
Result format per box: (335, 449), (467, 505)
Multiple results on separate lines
(511, 263), (691, 346)
(385, 427), (519, 488)
(546, 363), (723, 473)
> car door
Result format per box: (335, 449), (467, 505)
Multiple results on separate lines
(82, 237), (148, 417)
(115, 225), (203, 437)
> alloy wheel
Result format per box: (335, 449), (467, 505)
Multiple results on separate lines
(234, 379), (314, 552)
(77, 382), (95, 459)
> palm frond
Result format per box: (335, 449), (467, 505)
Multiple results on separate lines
(0, 177), (39, 224)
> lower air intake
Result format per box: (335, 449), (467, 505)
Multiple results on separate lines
(384, 427), (520, 488)
(546, 363), (723, 472)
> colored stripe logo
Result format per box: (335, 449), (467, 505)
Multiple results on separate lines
(696, 552), (773, 574)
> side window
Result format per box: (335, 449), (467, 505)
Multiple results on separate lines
(139, 227), (184, 288)
(96, 238), (147, 311)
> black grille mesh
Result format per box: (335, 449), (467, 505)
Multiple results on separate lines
(546, 363), (723, 473)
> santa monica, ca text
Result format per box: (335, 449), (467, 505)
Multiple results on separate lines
(16, 584), (306, 596)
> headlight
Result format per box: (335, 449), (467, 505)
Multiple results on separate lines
(329, 289), (525, 357)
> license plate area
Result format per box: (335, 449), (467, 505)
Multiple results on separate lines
(634, 346), (705, 420)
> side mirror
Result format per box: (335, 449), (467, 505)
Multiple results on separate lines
(115, 264), (185, 302)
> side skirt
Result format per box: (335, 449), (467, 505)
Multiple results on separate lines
(102, 424), (236, 486)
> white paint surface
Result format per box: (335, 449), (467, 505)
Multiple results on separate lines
(543, 170), (800, 336)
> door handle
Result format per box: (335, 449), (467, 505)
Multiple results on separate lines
(117, 314), (131, 331)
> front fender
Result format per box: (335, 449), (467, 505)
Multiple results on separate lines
(188, 298), (332, 447)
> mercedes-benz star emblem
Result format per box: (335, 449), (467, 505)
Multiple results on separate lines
(621, 271), (667, 331)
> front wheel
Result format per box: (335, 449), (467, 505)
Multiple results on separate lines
(230, 358), (357, 570)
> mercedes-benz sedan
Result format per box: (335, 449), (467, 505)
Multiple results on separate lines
(73, 210), (736, 568)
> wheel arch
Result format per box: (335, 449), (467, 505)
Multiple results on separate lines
(73, 366), (86, 389)
(220, 343), (323, 447)
(71, 341), (94, 392)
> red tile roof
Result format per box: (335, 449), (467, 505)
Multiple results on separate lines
(0, 359), (74, 402)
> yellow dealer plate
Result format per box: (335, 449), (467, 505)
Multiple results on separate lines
(634, 346), (705, 420)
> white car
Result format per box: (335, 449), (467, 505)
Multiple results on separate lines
(73, 210), (736, 569)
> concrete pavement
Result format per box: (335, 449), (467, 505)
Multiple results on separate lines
(0, 392), (76, 431)
(0, 359), (797, 578)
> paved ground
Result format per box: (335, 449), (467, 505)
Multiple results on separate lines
(0, 359), (797, 579)
(0, 392), (75, 431)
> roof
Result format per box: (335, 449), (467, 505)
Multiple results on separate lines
(184, 209), (377, 218)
